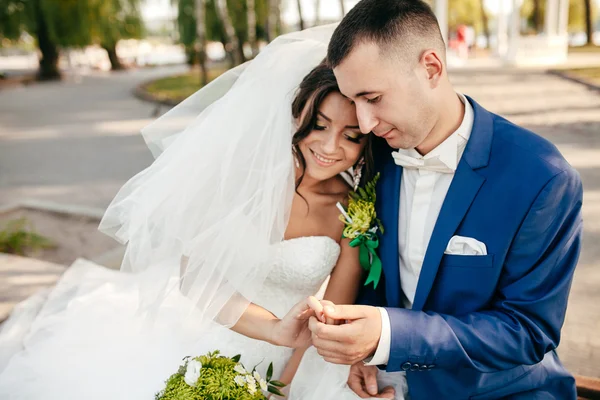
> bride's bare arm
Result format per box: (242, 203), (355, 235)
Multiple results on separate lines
(275, 239), (364, 389)
(181, 255), (314, 347)
(229, 303), (280, 344)
(322, 238), (363, 305)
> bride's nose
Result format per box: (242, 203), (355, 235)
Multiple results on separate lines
(321, 132), (341, 155)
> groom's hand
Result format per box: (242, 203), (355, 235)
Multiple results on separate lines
(348, 363), (395, 399)
(309, 304), (381, 365)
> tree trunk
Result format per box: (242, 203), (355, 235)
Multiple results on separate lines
(532, 0), (542, 32)
(296, 0), (305, 30)
(339, 0), (346, 17)
(247, 0), (258, 57)
(235, 31), (247, 63)
(215, 0), (242, 66)
(195, 0), (208, 86)
(584, 0), (593, 45)
(479, 0), (491, 47)
(103, 44), (125, 70)
(266, 0), (280, 42)
(314, 0), (321, 26)
(34, 0), (61, 80)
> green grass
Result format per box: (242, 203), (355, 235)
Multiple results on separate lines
(144, 67), (228, 104)
(563, 66), (600, 85)
(0, 218), (55, 256)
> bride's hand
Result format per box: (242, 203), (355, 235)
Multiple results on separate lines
(271, 296), (323, 348)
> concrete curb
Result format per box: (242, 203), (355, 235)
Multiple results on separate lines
(133, 79), (180, 107)
(0, 199), (124, 268)
(547, 69), (600, 93)
(0, 73), (36, 90)
(0, 198), (105, 220)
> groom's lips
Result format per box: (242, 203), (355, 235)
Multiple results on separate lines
(376, 129), (394, 139)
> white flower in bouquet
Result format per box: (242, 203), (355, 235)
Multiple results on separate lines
(234, 364), (247, 375)
(247, 381), (258, 395)
(259, 378), (268, 391)
(246, 374), (256, 386)
(234, 375), (246, 386)
(253, 371), (262, 382)
(183, 359), (202, 387)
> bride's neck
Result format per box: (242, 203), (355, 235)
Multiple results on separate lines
(294, 167), (328, 193)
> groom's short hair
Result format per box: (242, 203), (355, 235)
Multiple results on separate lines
(327, 0), (445, 68)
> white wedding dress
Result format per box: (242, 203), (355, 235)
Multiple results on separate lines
(0, 236), (407, 400)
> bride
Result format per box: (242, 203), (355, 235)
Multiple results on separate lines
(0, 26), (406, 399)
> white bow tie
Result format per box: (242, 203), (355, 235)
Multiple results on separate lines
(391, 151), (456, 174)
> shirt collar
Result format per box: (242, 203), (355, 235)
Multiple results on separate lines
(395, 93), (474, 172)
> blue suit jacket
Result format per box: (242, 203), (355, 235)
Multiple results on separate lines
(361, 97), (583, 399)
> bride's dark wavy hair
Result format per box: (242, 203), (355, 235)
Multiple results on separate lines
(291, 62), (375, 191)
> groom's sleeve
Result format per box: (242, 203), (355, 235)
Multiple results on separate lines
(384, 168), (583, 373)
(364, 308), (391, 366)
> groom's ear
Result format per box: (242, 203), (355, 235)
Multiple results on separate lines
(420, 50), (444, 89)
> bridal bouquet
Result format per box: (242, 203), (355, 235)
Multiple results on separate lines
(155, 351), (286, 400)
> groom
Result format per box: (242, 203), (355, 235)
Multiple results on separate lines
(307, 1), (583, 399)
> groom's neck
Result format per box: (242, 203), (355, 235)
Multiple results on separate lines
(416, 87), (465, 156)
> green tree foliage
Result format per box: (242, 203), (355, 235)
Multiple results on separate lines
(175, 0), (269, 66)
(88, 0), (144, 70)
(521, 0), (597, 33)
(0, 0), (143, 79)
(448, 0), (483, 33)
(0, 0), (90, 79)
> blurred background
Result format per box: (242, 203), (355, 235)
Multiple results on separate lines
(0, 0), (599, 392)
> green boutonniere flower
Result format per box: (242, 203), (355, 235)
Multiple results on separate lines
(337, 173), (384, 289)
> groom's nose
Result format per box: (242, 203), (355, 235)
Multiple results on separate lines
(356, 104), (378, 134)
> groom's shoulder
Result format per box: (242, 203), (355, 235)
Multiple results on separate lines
(487, 112), (577, 182)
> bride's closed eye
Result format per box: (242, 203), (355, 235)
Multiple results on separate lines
(345, 132), (364, 144)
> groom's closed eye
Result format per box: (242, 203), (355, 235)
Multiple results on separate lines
(366, 95), (382, 104)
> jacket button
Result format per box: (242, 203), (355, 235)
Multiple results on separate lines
(427, 364), (436, 369)
(401, 362), (411, 371)
(410, 363), (420, 372)
(419, 364), (429, 371)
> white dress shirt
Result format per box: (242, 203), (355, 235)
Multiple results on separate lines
(366, 93), (474, 366)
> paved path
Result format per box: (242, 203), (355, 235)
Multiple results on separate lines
(453, 69), (600, 378)
(0, 65), (186, 209)
(0, 253), (64, 322)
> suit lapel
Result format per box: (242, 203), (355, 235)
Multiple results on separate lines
(410, 96), (494, 311)
(410, 160), (485, 311)
(376, 156), (403, 308)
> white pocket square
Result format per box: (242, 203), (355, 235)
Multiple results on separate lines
(445, 236), (487, 256)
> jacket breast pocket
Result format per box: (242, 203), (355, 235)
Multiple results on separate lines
(440, 254), (494, 268)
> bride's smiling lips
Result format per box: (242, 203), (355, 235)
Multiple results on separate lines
(309, 149), (341, 167)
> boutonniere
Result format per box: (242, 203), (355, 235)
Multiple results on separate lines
(337, 173), (384, 289)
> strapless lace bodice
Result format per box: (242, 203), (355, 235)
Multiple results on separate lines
(254, 236), (341, 318)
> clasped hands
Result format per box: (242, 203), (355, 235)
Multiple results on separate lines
(272, 296), (395, 399)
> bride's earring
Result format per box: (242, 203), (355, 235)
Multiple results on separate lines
(292, 146), (300, 168)
(353, 157), (365, 191)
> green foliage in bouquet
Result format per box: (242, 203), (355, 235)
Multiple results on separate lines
(155, 351), (287, 400)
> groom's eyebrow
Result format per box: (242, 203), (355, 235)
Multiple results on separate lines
(355, 91), (377, 97)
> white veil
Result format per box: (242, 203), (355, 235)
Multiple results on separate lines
(98, 24), (337, 328)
